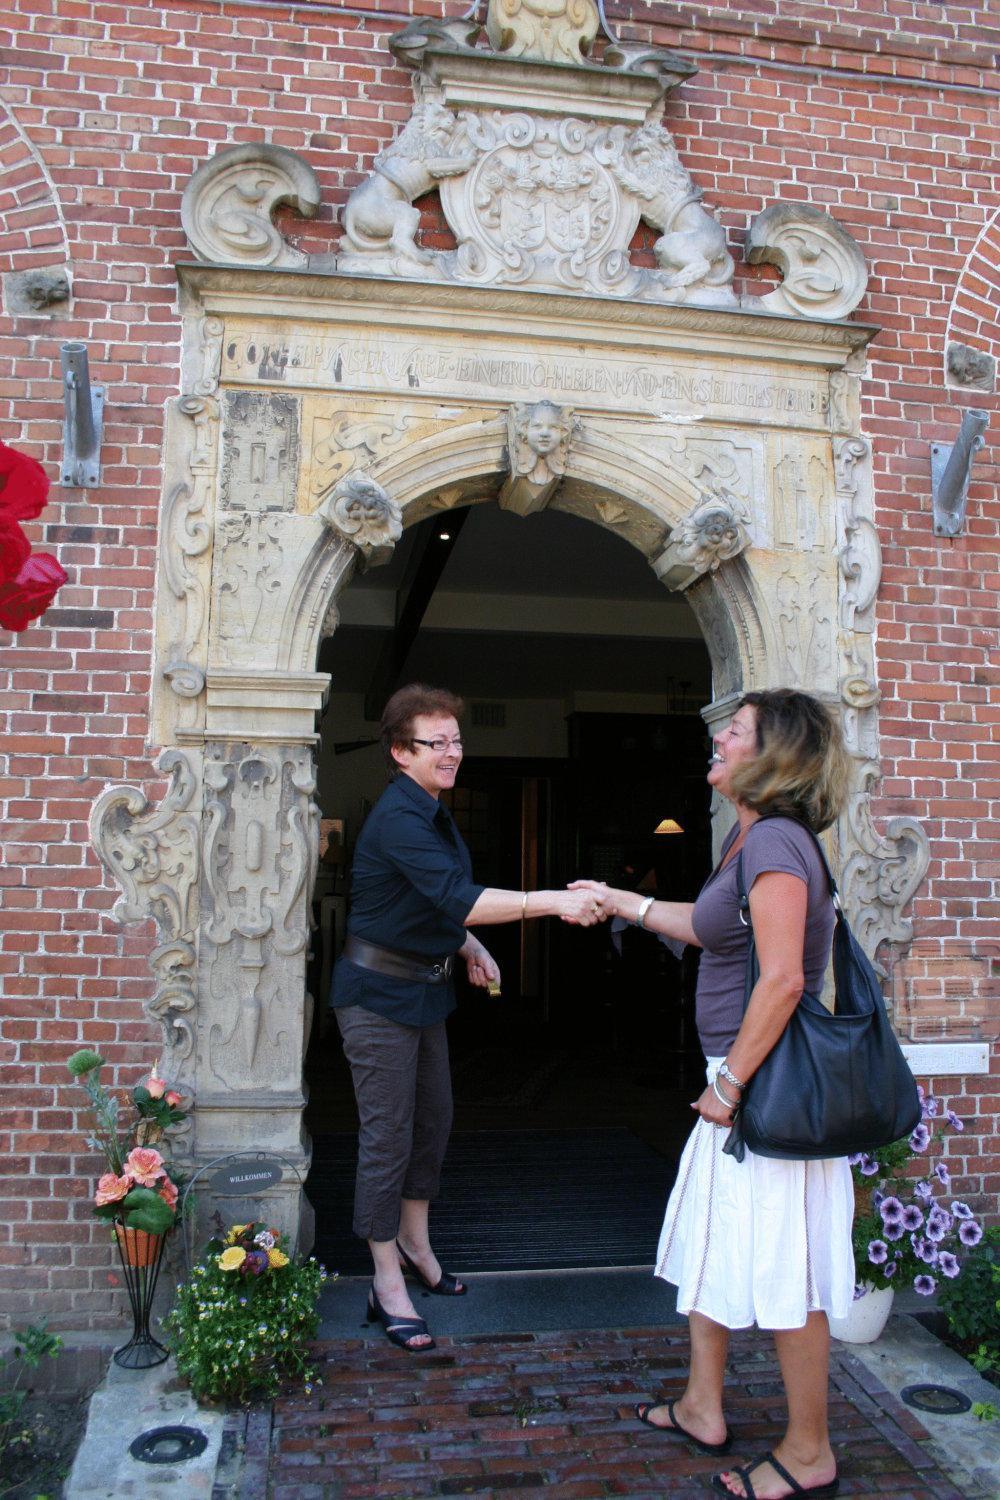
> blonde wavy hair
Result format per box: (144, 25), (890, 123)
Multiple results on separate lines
(727, 689), (851, 832)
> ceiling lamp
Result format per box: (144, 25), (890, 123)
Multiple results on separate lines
(654, 818), (684, 835)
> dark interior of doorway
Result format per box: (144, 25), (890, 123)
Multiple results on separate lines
(303, 712), (712, 1275)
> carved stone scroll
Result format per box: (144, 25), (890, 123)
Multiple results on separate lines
(652, 496), (750, 591)
(842, 784), (932, 976)
(746, 204), (869, 321)
(89, 749), (201, 1078)
(499, 400), (575, 515)
(181, 144), (321, 268)
(319, 472), (403, 566)
(152, 395), (218, 743)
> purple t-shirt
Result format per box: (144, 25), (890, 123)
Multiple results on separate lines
(691, 816), (835, 1058)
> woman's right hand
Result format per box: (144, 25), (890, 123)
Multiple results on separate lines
(555, 883), (607, 926)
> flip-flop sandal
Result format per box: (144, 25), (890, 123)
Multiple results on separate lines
(634, 1397), (733, 1455)
(711, 1449), (839, 1498)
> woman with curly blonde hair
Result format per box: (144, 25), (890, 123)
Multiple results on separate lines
(578, 689), (853, 1499)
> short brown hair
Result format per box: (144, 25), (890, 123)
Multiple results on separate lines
(380, 683), (464, 774)
(727, 689), (851, 832)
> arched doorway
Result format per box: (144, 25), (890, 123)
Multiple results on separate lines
(304, 500), (714, 1270)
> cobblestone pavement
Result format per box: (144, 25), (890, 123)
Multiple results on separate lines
(248, 1325), (969, 1499)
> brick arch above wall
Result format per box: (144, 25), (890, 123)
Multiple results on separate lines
(0, 101), (69, 278)
(945, 203), (1000, 395)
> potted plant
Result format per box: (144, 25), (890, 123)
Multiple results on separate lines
(830, 1088), (984, 1344)
(67, 1049), (189, 1366)
(165, 1221), (328, 1403)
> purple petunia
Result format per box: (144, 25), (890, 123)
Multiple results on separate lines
(937, 1252), (960, 1279)
(925, 1095), (940, 1117)
(883, 1259), (898, 1278)
(884, 1221), (906, 1242)
(868, 1240), (889, 1265)
(859, 1155), (880, 1177)
(951, 1201), (974, 1220)
(946, 1110), (965, 1132)
(901, 1204), (925, 1232)
(873, 1189), (885, 1211)
(911, 1235), (938, 1265)
(914, 1274), (937, 1296)
(914, 1180), (934, 1204)
(959, 1220), (983, 1248)
(848, 1153), (865, 1167)
(880, 1196), (904, 1225)
(909, 1123), (931, 1152)
(935, 1162), (951, 1186)
(926, 1216), (948, 1244)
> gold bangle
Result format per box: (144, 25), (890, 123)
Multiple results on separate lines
(521, 891), (528, 919)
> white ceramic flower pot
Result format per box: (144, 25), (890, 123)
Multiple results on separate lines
(829, 1283), (895, 1344)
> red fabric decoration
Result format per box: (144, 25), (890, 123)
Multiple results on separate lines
(0, 441), (50, 521)
(0, 512), (31, 584)
(0, 553), (69, 633)
(0, 439), (67, 631)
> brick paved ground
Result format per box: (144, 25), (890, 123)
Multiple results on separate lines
(247, 1326), (968, 1500)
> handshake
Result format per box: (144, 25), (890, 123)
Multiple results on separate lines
(557, 879), (612, 927)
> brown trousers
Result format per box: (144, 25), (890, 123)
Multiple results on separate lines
(334, 1005), (454, 1243)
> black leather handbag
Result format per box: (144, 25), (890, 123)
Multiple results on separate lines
(722, 818), (922, 1163)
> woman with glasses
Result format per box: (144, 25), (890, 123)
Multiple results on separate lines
(330, 682), (605, 1351)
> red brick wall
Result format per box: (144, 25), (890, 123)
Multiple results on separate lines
(1, 0), (998, 1329)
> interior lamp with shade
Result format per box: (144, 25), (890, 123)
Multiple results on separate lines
(654, 818), (684, 835)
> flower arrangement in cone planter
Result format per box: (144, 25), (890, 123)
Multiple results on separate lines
(67, 1049), (188, 1247)
(165, 1222), (328, 1404)
(834, 1088), (982, 1341)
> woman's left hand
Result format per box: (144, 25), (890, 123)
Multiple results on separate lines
(692, 1083), (739, 1127)
(463, 942), (500, 990)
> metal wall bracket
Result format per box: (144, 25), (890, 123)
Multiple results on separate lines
(931, 408), (989, 537)
(60, 341), (104, 487)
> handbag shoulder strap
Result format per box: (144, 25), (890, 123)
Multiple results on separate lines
(735, 815), (841, 930)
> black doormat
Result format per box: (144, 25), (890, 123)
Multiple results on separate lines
(307, 1127), (676, 1276)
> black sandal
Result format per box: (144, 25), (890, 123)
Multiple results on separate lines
(711, 1450), (839, 1498)
(396, 1239), (467, 1296)
(635, 1398), (732, 1455)
(365, 1285), (436, 1351)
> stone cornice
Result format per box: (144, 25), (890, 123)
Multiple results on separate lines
(177, 263), (879, 369)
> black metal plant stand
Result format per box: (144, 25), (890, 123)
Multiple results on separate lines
(112, 1224), (170, 1369)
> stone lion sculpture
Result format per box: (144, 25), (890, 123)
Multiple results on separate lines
(340, 101), (478, 265)
(611, 123), (733, 291)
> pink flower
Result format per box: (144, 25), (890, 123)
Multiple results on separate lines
(124, 1146), (165, 1186)
(143, 1070), (166, 1100)
(95, 1172), (131, 1207)
(165, 1090), (182, 1108)
(158, 1178), (179, 1210)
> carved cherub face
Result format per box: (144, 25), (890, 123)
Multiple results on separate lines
(526, 404), (562, 456)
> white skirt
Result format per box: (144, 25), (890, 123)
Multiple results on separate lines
(655, 1059), (856, 1331)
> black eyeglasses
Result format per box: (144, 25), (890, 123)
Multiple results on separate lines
(412, 737), (464, 753)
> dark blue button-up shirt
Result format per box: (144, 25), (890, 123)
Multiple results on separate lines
(330, 771), (485, 1027)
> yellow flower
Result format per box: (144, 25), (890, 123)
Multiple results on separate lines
(225, 1224), (248, 1245)
(267, 1249), (289, 1269)
(218, 1247), (246, 1272)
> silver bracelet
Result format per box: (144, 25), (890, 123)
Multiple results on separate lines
(719, 1061), (745, 1092)
(712, 1076), (739, 1110)
(635, 895), (654, 930)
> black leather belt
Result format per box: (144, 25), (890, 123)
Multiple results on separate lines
(343, 934), (454, 985)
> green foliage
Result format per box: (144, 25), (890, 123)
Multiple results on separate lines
(973, 1401), (1000, 1422)
(0, 1322), (62, 1495)
(165, 1225), (328, 1405)
(93, 1186), (175, 1234)
(936, 1226), (1000, 1349)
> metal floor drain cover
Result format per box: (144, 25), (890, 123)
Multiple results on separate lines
(129, 1425), (209, 1464)
(900, 1384), (972, 1415)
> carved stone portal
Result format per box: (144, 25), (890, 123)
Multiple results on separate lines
(100, 31), (918, 1244)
